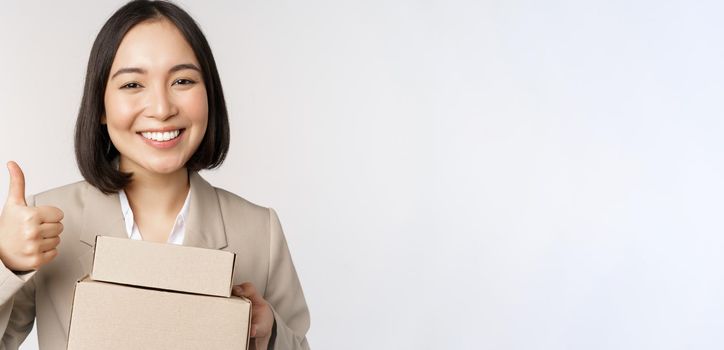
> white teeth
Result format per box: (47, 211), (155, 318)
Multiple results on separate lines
(141, 129), (180, 142)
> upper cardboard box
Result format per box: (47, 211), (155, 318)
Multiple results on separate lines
(91, 236), (235, 297)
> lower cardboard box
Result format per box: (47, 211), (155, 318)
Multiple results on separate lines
(67, 277), (251, 350)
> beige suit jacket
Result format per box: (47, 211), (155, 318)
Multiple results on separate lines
(0, 172), (310, 349)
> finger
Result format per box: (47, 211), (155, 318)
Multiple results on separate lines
(37, 206), (64, 223)
(233, 283), (265, 304)
(6, 161), (27, 206)
(39, 222), (63, 239)
(231, 285), (247, 298)
(39, 236), (61, 252)
(250, 324), (257, 338)
(38, 248), (58, 266)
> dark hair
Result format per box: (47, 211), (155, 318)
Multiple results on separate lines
(74, 0), (229, 194)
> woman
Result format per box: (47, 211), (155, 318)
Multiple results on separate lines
(0, 1), (310, 349)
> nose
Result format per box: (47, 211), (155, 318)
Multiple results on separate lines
(145, 85), (178, 120)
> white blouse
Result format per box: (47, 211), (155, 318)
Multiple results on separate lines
(118, 188), (191, 245)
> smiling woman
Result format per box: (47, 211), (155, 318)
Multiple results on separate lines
(74, 1), (228, 195)
(102, 18), (209, 181)
(0, 1), (310, 349)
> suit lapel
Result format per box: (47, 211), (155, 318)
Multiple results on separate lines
(77, 183), (128, 276)
(78, 171), (228, 250)
(183, 171), (228, 250)
(79, 183), (128, 247)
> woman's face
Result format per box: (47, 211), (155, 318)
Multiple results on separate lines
(103, 18), (208, 177)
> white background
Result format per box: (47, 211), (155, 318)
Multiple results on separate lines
(1, 0), (723, 349)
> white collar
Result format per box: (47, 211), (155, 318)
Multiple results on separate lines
(118, 187), (191, 244)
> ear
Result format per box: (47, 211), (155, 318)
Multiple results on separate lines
(101, 114), (107, 124)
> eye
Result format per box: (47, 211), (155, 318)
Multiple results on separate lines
(173, 78), (196, 86)
(120, 82), (143, 89)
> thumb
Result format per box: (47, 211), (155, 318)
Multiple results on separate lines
(6, 161), (27, 206)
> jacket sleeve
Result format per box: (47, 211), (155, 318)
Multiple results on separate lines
(264, 208), (310, 350)
(0, 266), (36, 349)
(0, 195), (38, 349)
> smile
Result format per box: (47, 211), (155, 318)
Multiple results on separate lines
(139, 129), (184, 142)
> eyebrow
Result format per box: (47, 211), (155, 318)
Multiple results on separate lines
(110, 63), (201, 79)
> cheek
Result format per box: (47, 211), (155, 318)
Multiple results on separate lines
(104, 94), (138, 130)
(182, 87), (209, 131)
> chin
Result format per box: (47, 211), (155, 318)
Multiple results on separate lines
(145, 161), (187, 175)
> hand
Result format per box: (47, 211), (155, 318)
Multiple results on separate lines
(0, 161), (64, 272)
(232, 282), (275, 350)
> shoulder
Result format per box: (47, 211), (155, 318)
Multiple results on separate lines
(28, 180), (91, 207)
(201, 176), (281, 237)
(211, 185), (272, 220)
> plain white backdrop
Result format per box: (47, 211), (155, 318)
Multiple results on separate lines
(1, 0), (723, 349)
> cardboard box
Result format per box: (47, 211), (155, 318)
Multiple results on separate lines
(68, 278), (250, 349)
(92, 236), (235, 297)
(67, 237), (251, 350)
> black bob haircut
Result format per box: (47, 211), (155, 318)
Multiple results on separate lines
(75, 0), (230, 194)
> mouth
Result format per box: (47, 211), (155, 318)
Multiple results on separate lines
(137, 128), (186, 142)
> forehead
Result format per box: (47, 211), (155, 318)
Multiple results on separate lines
(111, 18), (199, 71)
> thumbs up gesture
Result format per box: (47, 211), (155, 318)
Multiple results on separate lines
(0, 162), (63, 272)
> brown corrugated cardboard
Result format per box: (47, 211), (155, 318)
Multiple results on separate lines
(91, 236), (235, 297)
(67, 277), (251, 350)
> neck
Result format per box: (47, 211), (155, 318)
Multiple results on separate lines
(119, 158), (190, 217)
